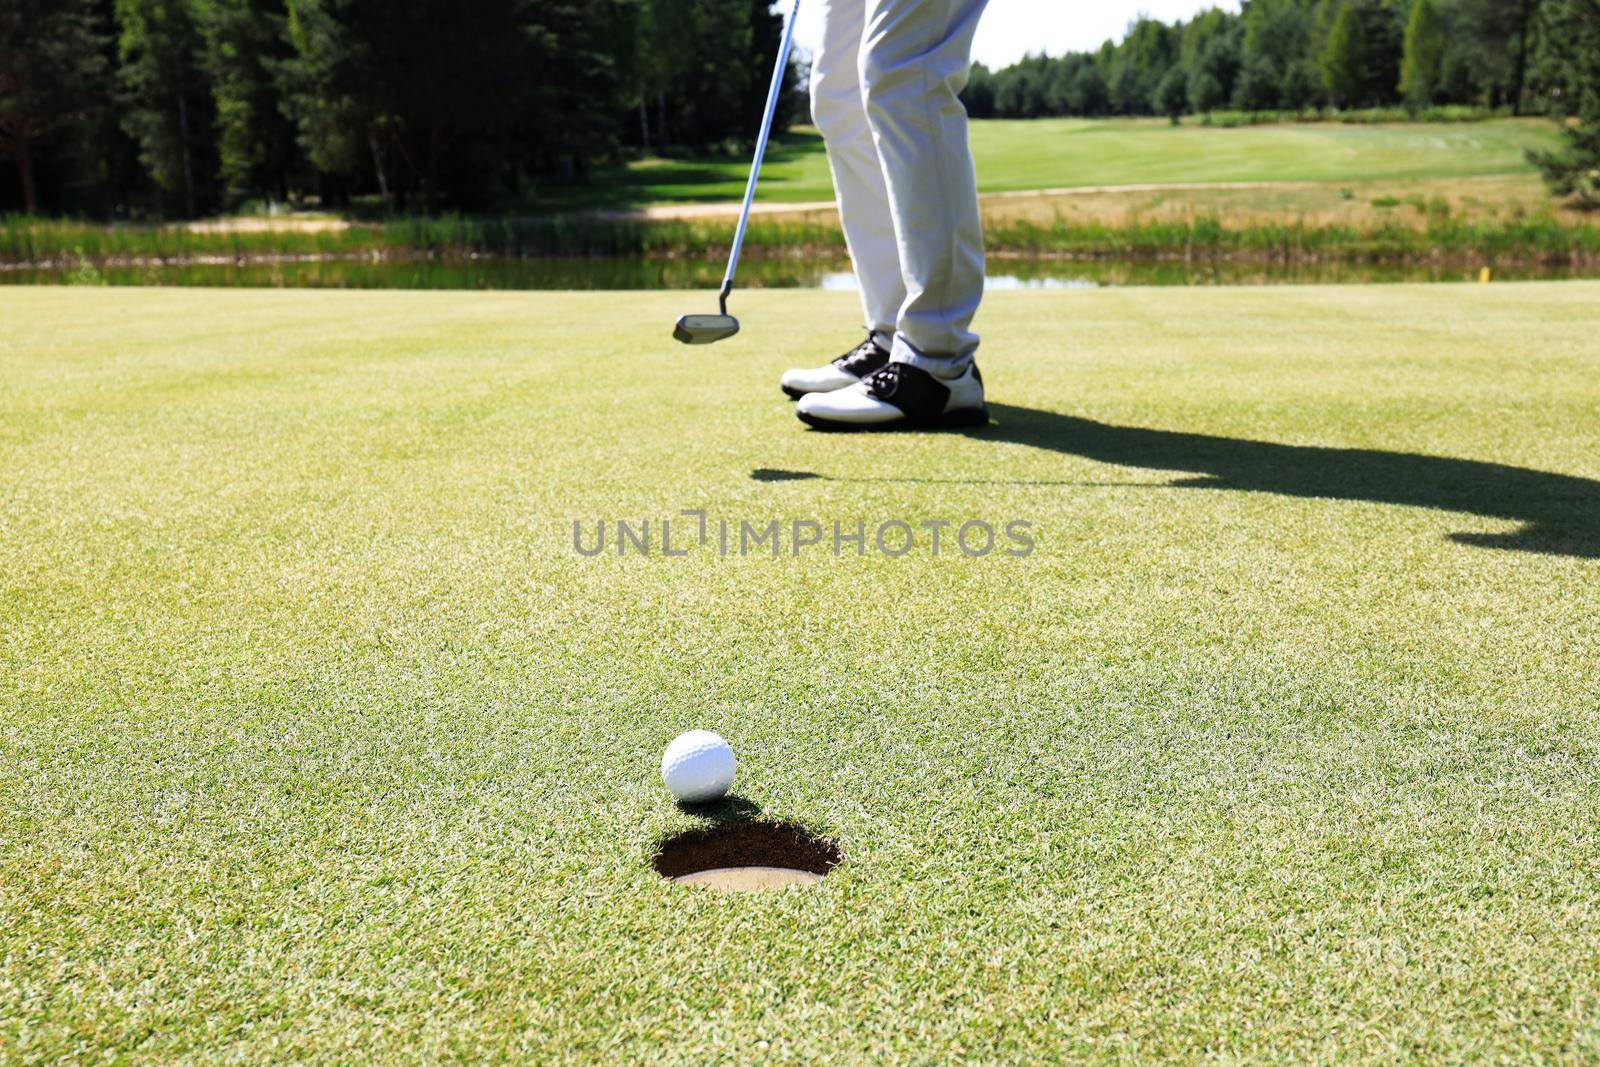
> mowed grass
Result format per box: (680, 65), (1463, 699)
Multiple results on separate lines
(586, 117), (1560, 206)
(966, 116), (1559, 192)
(3, 284), (1600, 1062)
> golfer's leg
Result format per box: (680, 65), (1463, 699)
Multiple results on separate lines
(860, 0), (988, 371)
(810, 0), (904, 350)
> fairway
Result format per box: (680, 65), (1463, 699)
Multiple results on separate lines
(4, 284), (1600, 1060)
(596, 117), (1560, 206)
(966, 116), (1560, 192)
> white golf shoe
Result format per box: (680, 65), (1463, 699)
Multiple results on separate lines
(796, 360), (988, 431)
(779, 336), (891, 399)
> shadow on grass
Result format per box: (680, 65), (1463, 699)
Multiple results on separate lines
(674, 794), (764, 823)
(531, 130), (828, 212)
(763, 403), (1600, 558)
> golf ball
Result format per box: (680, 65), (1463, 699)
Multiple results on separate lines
(661, 730), (736, 803)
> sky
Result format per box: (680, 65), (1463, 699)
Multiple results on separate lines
(789, 1), (1244, 70)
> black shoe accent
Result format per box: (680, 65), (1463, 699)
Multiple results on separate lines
(796, 362), (989, 432)
(780, 336), (891, 400)
(864, 362), (951, 423)
(835, 336), (891, 377)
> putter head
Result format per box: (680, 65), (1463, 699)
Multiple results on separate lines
(674, 313), (740, 345)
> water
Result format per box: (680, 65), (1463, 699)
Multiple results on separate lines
(2, 255), (1593, 290)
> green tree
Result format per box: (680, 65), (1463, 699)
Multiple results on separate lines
(1241, 0), (1312, 81)
(1187, 69), (1226, 115)
(0, 0), (110, 213)
(995, 55), (1051, 118)
(282, 0), (592, 210)
(116, 0), (215, 216)
(193, 0), (297, 205)
(1179, 6), (1238, 75)
(1447, 0), (1541, 112)
(1105, 17), (1179, 115)
(1184, 15), (1243, 112)
(640, 0), (792, 149)
(278, 0), (384, 202)
(1399, 0), (1445, 110)
(1061, 56), (1110, 116)
(1281, 60), (1321, 110)
(1153, 66), (1188, 123)
(522, 1), (638, 179)
(1530, 0), (1600, 205)
(1234, 55), (1282, 110)
(961, 63), (996, 118)
(1358, 0), (1405, 105)
(1509, 0), (1543, 113)
(1321, 2), (1367, 107)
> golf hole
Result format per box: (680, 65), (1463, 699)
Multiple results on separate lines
(653, 821), (841, 891)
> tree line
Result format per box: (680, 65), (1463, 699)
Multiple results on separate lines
(4, 0), (1595, 218)
(961, 0), (1596, 203)
(0, 0), (795, 218)
(962, 0), (1550, 120)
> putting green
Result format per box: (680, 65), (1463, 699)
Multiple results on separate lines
(3, 283), (1599, 1061)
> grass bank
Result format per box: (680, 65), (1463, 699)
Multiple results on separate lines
(3, 285), (1599, 1060)
(3, 118), (1584, 273)
(7, 201), (1600, 272)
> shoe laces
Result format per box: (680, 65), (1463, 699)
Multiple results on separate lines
(865, 363), (903, 398)
(834, 337), (885, 376)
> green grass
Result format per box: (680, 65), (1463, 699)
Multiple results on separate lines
(0, 211), (848, 263)
(967, 116), (1559, 192)
(0, 119), (1578, 268)
(9, 200), (1599, 269)
(4, 285), (1600, 1061)
(558, 116), (1562, 207)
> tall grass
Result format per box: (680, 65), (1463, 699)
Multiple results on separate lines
(6, 209), (1599, 269)
(0, 213), (846, 264)
(985, 211), (1600, 263)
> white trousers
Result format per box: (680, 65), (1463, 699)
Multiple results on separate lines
(810, 0), (988, 369)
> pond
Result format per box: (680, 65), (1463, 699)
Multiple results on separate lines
(2, 255), (1595, 290)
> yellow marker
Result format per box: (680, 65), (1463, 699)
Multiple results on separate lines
(1479, 266), (1492, 284)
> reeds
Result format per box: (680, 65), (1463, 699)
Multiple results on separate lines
(6, 207), (1598, 270)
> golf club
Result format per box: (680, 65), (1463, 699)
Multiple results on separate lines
(673, 0), (802, 345)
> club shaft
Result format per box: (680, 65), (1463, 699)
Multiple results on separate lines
(723, 0), (802, 299)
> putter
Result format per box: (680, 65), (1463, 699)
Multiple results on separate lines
(673, 0), (802, 345)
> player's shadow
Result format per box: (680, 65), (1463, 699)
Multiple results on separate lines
(981, 404), (1600, 558)
(760, 404), (1600, 558)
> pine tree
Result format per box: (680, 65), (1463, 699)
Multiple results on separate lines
(1063, 59), (1110, 116)
(1153, 67), (1189, 123)
(1531, 0), (1600, 205)
(193, 0), (297, 206)
(1234, 55), (1283, 111)
(0, 0), (109, 213)
(116, 0), (216, 216)
(1355, 0), (1404, 106)
(961, 64), (996, 119)
(1177, 11), (1243, 117)
(1320, 3), (1366, 108)
(1241, 0), (1311, 86)
(282, 0), (564, 211)
(1450, 0), (1541, 112)
(1399, 0), (1445, 111)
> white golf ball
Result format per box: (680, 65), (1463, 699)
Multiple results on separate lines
(661, 730), (736, 803)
